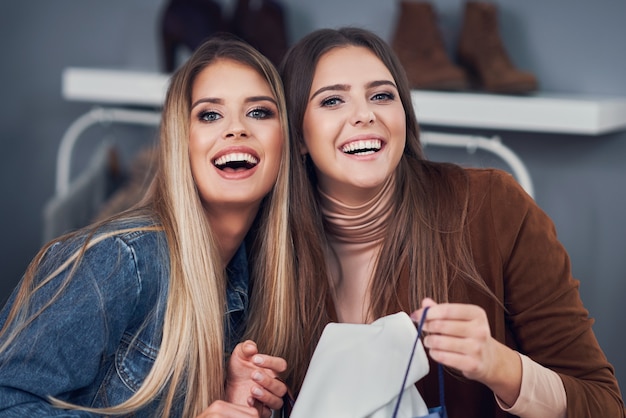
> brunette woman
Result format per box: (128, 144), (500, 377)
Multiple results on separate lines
(280, 27), (625, 418)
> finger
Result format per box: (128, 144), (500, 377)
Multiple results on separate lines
(420, 303), (486, 322)
(250, 386), (285, 410)
(252, 354), (288, 374)
(261, 405), (272, 418)
(249, 379), (286, 410)
(424, 332), (478, 355)
(231, 340), (259, 363)
(198, 400), (259, 417)
(423, 317), (490, 340)
(410, 298), (438, 323)
(252, 371), (288, 397)
(240, 340), (259, 358)
(427, 346), (480, 376)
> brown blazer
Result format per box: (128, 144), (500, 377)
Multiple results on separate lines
(403, 168), (625, 417)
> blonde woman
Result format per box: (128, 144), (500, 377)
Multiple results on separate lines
(0, 34), (297, 418)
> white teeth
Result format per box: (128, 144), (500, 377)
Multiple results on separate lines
(341, 139), (382, 154)
(213, 152), (258, 167)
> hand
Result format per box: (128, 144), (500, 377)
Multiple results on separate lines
(226, 340), (288, 417)
(195, 400), (259, 417)
(410, 298), (522, 406)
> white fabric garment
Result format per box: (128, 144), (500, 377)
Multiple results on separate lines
(290, 312), (430, 418)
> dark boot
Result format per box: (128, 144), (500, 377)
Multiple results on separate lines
(392, 1), (468, 91)
(456, 1), (538, 94)
(159, 0), (228, 72)
(231, 0), (289, 67)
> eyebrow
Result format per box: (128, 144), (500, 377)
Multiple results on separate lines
(309, 80), (397, 102)
(191, 95), (277, 110)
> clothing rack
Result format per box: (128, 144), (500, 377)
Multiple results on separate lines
(56, 107), (161, 195)
(420, 131), (534, 198)
(56, 67), (534, 199)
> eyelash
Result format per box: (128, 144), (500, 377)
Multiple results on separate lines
(320, 96), (343, 107)
(319, 91), (396, 108)
(372, 92), (395, 101)
(247, 106), (276, 119)
(196, 106), (276, 122)
(198, 110), (221, 122)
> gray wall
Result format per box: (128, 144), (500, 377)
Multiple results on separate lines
(1, 0), (625, 389)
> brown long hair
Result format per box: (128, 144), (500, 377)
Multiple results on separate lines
(280, 27), (489, 394)
(1, 34), (296, 417)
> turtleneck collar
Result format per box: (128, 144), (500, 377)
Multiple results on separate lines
(318, 175), (395, 244)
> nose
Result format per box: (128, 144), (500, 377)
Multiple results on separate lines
(224, 116), (249, 139)
(350, 101), (376, 126)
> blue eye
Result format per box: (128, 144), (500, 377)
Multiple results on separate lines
(248, 107), (275, 119)
(321, 96), (343, 107)
(372, 92), (395, 101)
(198, 110), (221, 122)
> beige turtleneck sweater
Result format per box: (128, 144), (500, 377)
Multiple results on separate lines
(317, 176), (566, 418)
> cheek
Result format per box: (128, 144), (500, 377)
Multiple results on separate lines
(302, 115), (333, 156)
(261, 126), (285, 171)
(188, 130), (214, 180)
(390, 110), (407, 145)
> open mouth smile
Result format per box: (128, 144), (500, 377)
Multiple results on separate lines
(341, 139), (382, 156)
(213, 152), (259, 172)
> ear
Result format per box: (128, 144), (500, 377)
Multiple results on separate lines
(299, 142), (309, 156)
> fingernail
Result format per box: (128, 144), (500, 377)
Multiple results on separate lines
(253, 372), (263, 381)
(252, 387), (264, 396)
(253, 356), (264, 365)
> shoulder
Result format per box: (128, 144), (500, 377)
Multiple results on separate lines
(416, 162), (530, 205)
(464, 168), (537, 226)
(48, 216), (166, 258)
(39, 217), (169, 301)
(465, 167), (530, 203)
(461, 168), (561, 267)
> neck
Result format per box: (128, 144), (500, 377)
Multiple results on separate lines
(206, 203), (259, 265)
(318, 175), (394, 244)
(318, 176), (395, 323)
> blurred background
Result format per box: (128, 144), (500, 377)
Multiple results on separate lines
(0, 0), (625, 387)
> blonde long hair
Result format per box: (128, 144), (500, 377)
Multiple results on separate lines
(0, 34), (296, 417)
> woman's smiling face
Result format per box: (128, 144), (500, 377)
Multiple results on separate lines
(302, 45), (406, 205)
(189, 58), (283, 212)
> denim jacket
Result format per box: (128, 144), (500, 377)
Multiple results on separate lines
(0, 219), (250, 417)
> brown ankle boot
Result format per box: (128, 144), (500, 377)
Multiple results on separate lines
(231, 0), (289, 67)
(392, 1), (468, 91)
(159, 0), (228, 72)
(456, 1), (538, 94)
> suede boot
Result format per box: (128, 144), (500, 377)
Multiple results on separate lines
(392, 1), (468, 91)
(456, 1), (538, 93)
(159, 0), (227, 72)
(231, 0), (289, 66)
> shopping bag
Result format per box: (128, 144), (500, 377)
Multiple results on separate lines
(290, 311), (435, 418)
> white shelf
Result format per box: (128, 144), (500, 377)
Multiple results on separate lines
(62, 67), (626, 135)
(62, 67), (170, 107)
(412, 90), (626, 135)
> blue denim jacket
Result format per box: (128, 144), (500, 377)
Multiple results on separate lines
(0, 220), (250, 417)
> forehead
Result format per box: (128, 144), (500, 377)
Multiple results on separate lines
(312, 46), (394, 86)
(192, 58), (273, 98)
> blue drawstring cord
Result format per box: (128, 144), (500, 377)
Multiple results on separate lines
(392, 307), (446, 418)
